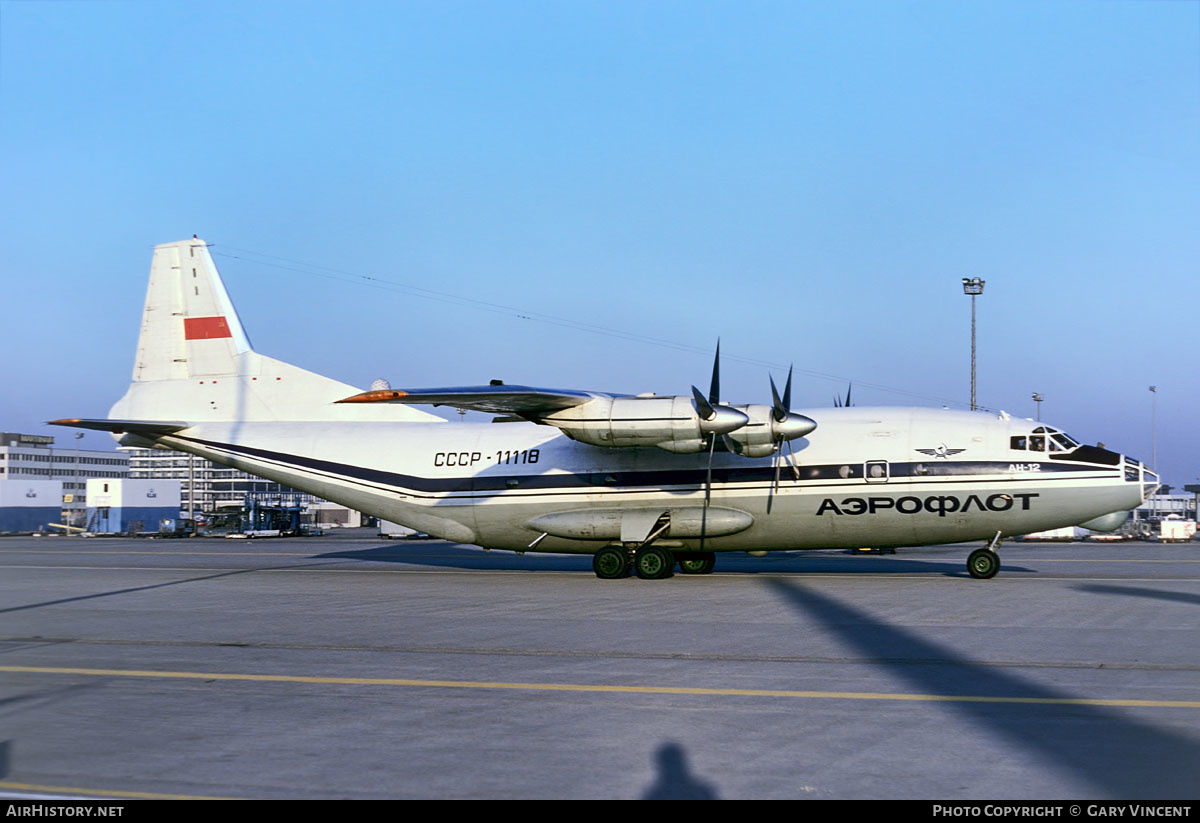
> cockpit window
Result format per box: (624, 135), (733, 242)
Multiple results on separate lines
(1051, 432), (1078, 451)
(1020, 426), (1078, 453)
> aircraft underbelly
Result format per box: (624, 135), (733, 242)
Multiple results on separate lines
(468, 475), (1138, 552)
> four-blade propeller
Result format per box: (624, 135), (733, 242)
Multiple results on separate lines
(833, 383), (853, 408)
(766, 366), (817, 512)
(691, 343), (747, 530)
(691, 346), (820, 539)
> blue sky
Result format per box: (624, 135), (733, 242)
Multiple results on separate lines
(2, 1), (1197, 486)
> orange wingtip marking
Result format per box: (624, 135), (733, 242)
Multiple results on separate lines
(336, 390), (409, 404)
(48, 419), (83, 425)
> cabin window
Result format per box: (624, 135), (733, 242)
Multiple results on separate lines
(1029, 435), (1045, 452)
(1010, 436), (1027, 450)
(865, 460), (889, 482)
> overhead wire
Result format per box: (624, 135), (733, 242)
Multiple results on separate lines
(211, 244), (981, 410)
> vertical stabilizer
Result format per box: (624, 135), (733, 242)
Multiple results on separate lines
(133, 239), (252, 382)
(110, 239), (443, 424)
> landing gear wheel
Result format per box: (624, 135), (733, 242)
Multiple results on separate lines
(677, 551), (716, 575)
(593, 546), (630, 579)
(967, 548), (1000, 579)
(635, 546), (674, 580)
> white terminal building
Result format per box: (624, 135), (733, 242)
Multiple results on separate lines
(0, 431), (353, 532)
(0, 432), (129, 526)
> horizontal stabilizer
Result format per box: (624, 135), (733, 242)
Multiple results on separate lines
(337, 385), (600, 414)
(48, 418), (190, 435)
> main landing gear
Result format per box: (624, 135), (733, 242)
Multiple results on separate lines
(591, 545), (672, 579)
(676, 551), (716, 575)
(592, 546), (631, 579)
(634, 546), (674, 580)
(967, 531), (1003, 579)
(591, 547), (718, 579)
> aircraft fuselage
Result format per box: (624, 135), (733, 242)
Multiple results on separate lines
(153, 405), (1150, 553)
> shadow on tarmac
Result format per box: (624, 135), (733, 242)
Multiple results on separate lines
(0, 683), (99, 716)
(0, 568), (263, 615)
(0, 561), (349, 615)
(315, 543), (1033, 577)
(641, 742), (720, 800)
(317, 543), (594, 571)
(764, 577), (1200, 798)
(1075, 584), (1200, 607)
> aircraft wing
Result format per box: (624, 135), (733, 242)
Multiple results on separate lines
(336, 385), (602, 414)
(48, 418), (191, 435)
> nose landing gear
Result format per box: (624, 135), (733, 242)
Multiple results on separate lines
(967, 531), (1003, 579)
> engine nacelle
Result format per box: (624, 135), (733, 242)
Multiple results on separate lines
(723, 404), (778, 458)
(539, 395), (748, 453)
(723, 404), (817, 458)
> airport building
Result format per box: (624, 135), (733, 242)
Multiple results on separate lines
(1136, 490), (1197, 522)
(0, 432), (129, 525)
(0, 479), (62, 533)
(122, 447), (317, 516)
(85, 478), (182, 534)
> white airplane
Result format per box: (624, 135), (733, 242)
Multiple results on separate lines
(53, 238), (1158, 580)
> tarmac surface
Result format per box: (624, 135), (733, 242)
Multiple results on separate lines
(0, 530), (1197, 800)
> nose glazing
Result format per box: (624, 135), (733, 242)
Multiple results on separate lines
(1140, 463), (1160, 502)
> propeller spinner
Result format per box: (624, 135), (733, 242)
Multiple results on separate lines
(769, 366), (817, 442)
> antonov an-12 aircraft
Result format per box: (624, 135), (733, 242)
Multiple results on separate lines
(53, 239), (1158, 580)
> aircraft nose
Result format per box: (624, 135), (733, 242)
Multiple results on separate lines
(1141, 464), (1160, 502)
(1126, 457), (1160, 502)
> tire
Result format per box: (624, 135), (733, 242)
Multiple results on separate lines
(635, 546), (674, 580)
(676, 551), (716, 575)
(593, 546), (630, 579)
(967, 548), (1000, 579)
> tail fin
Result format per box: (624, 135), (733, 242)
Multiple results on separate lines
(130, 239), (252, 383)
(109, 238), (442, 424)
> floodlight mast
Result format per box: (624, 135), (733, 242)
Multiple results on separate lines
(962, 277), (985, 411)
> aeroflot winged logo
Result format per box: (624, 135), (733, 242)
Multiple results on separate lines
(914, 444), (966, 459)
